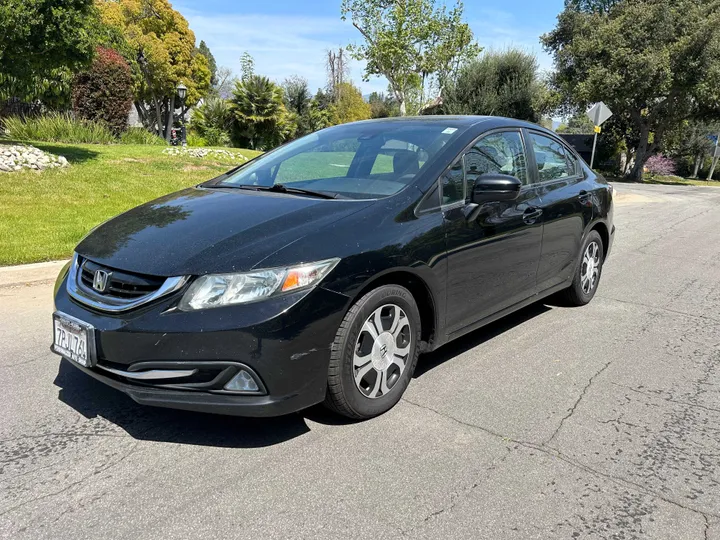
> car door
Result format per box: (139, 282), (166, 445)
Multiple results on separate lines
(525, 130), (593, 293)
(442, 129), (544, 337)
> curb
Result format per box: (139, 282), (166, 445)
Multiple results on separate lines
(0, 260), (69, 288)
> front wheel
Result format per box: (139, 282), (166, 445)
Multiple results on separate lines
(561, 230), (605, 306)
(324, 285), (421, 419)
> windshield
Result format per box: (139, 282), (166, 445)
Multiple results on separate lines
(217, 121), (461, 200)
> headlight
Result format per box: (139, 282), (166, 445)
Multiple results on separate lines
(178, 258), (340, 311)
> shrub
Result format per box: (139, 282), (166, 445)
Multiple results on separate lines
(2, 113), (116, 144)
(645, 154), (676, 177)
(186, 132), (208, 147)
(190, 96), (232, 145)
(72, 47), (134, 135)
(119, 127), (168, 146)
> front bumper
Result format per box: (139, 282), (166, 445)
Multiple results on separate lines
(53, 269), (350, 417)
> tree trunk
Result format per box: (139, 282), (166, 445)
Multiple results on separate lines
(164, 94), (175, 141)
(628, 126), (652, 181)
(709, 155), (719, 181)
(399, 99), (406, 116)
(691, 154), (703, 179)
(152, 96), (163, 137)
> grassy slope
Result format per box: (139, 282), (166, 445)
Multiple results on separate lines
(0, 142), (260, 265)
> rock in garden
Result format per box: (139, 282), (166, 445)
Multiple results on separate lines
(0, 144), (70, 172)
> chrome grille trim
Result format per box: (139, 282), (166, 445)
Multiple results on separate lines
(66, 254), (188, 313)
(96, 365), (198, 380)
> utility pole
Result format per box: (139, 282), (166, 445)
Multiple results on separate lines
(708, 131), (720, 181)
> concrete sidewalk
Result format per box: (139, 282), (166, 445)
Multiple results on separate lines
(0, 260), (69, 288)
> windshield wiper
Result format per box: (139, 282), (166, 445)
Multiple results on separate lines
(235, 184), (342, 199)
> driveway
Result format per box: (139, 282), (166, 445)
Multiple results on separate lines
(1, 182), (720, 539)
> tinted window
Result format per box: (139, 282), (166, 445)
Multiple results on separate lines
(221, 122), (461, 200)
(464, 131), (528, 190)
(530, 133), (577, 182)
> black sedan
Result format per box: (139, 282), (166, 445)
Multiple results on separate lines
(52, 116), (615, 419)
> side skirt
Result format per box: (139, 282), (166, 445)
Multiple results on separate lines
(436, 280), (573, 349)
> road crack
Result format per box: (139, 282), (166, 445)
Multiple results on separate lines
(545, 360), (612, 445)
(400, 398), (719, 524)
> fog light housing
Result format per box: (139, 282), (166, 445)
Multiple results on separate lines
(224, 369), (261, 393)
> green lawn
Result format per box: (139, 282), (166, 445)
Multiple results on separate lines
(0, 142), (261, 265)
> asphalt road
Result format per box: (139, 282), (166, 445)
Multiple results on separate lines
(2, 182), (720, 540)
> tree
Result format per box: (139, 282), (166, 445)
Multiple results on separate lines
(0, 0), (97, 84)
(197, 40), (217, 86)
(326, 48), (350, 101)
(98, 0), (211, 141)
(211, 66), (237, 99)
(341, 0), (479, 116)
(231, 75), (290, 150)
(442, 49), (554, 122)
(368, 92), (399, 118)
(239, 52), (255, 81)
(283, 75), (311, 116)
(542, 0), (720, 179)
(331, 82), (372, 124)
(72, 47), (133, 135)
(557, 113), (595, 134)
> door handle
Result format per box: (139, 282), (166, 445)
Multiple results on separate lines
(578, 190), (591, 205)
(523, 207), (543, 224)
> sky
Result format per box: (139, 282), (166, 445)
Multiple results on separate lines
(173, 0), (565, 97)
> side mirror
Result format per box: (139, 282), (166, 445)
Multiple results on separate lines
(471, 173), (522, 204)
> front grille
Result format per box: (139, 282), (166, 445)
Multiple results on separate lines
(80, 259), (164, 299)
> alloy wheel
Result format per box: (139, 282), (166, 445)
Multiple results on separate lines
(581, 241), (601, 294)
(353, 304), (412, 399)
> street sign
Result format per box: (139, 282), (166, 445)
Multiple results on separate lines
(587, 102), (613, 127)
(587, 102), (613, 169)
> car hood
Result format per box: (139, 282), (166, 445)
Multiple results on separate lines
(75, 187), (374, 276)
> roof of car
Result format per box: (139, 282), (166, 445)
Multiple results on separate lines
(352, 115), (549, 132)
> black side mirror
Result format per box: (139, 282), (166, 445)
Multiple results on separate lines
(471, 173), (522, 204)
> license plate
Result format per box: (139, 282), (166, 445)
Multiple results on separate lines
(52, 312), (96, 367)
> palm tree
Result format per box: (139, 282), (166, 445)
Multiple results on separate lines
(230, 75), (289, 150)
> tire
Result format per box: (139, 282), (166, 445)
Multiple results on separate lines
(561, 230), (605, 306)
(324, 285), (421, 419)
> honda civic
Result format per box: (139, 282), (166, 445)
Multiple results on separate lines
(52, 116), (615, 419)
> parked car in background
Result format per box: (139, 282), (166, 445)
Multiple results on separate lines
(52, 116), (615, 419)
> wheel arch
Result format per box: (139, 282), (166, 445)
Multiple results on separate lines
(349, 269), (439, 352)
(588, 220), (610, 260)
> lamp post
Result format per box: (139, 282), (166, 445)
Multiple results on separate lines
(177, 83), (187, 147)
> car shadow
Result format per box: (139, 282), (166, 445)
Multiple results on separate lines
(414, 302), (552, 378)
(54, 302), (555, 448)
(54, 360), (312, 448)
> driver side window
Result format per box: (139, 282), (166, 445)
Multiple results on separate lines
(440, 130), (528, 206)
(464, 131), (528, 192)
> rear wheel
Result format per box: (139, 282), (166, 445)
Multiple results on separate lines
(325, 285), (421, 419)
(561, 230), (605, 306)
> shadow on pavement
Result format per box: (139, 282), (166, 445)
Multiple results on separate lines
(415, 302), (552, 378)
(54, 301), (555, 448)
(54, 360), (312, 448)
